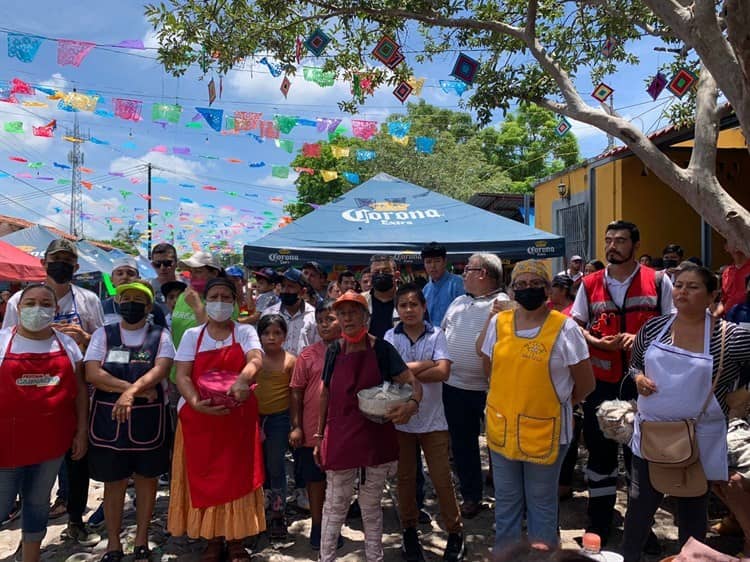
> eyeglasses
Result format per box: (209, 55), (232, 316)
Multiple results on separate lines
(463, 267), (483, 274)
(512, 280), (548, 290)
(152, 260), (174, 268)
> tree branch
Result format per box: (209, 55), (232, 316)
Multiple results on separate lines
(644, 0), (743, 113)
(688, 64), (719, 177)
(305, 0), (524, 39)
(725, 0), (750, 83)
(525, 0), (538, 40)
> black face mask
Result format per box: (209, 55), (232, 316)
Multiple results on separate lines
(119, 301), (147, 324)
(662, 259), (679, 269)
(514, 287), (548, 311)
(46, 261), (75, 284)
(279, 292), (299, 306)
(372, 273), (394, 292)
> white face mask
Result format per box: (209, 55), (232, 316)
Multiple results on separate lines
(206, 301), (233, 322)
(19, 306), (56, 332)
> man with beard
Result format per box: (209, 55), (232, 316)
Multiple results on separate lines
(570, 220), (673, 547)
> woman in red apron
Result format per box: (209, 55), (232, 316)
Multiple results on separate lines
(313, 291), (422, 562)
(168, 278), (265, 562)
(84, 281), (175, 562)
(0, 284), (87, 562)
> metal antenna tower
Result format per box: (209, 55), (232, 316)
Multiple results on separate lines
(65, 106), (90, 238)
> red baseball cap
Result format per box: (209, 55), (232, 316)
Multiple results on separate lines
(332, 290), (368, 311)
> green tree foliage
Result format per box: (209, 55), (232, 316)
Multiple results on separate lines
(480, 105), (581, 191)
(102, 225), (142, 255)
(284, 101), (518, 218)
(97, 238), (139, 255)
(146, 0), (750, 248)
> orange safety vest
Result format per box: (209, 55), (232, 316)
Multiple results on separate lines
(486, 310), (566, 465)
(581, 266), (661, 383)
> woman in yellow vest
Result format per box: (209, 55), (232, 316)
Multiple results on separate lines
(479, 259), (595, 551)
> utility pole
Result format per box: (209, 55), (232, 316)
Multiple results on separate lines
(147, 163), (153, 257)
(605, 95), (615, 152)
(66, 105), (90, 238)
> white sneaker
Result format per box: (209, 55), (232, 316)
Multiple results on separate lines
(293, 488), (310, 511)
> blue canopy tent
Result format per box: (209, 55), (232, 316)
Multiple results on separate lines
(0, 225), (114, 274)
(244, 173), (564, 267)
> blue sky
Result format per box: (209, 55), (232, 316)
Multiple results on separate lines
(0, 1), (676, 256)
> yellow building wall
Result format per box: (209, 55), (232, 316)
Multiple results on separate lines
(534, 181), (557, 236)
(590, 160), (621, 260)
(619, 155), (702, 262)
(534, 127), (750, 270)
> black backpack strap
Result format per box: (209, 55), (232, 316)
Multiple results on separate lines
(104, 323), (122, 348)
(321, 340), (341, 386)
(373, 338), (390, 383)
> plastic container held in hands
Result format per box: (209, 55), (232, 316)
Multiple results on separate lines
(580, 533), (624, 562)
(357, 381), (413, 424)
(196, 369), (243, 409)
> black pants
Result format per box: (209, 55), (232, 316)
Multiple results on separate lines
(622, 455), (708, 562)
(582, 378), (633, 534)
(559, 407), (583, 487)
(443, 383), (487, 504)
(65, 450), (90, 524)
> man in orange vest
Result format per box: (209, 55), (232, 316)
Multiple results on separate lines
(570, 220), (674, 546)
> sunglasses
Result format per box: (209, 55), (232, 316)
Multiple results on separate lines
(152, 260), (174, 268)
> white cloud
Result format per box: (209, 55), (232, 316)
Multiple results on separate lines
(40, 73), (69, 90)
(226, 64), (353, 108)
(254, 171), (300, 188)
(569, 117), (607, 141)
(109, 151), (207, 180)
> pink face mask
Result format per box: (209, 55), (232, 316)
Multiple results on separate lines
(191, 278), (207, 294)
(341, 326), (368, 344)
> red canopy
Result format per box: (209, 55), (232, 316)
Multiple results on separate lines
(0, 240), (46, 281)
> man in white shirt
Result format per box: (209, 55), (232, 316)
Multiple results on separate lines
(558, 254), (584, 292)
(570, 220), (673, 547)
(261, 268), (319, 357)
(441, 253), (510, 519)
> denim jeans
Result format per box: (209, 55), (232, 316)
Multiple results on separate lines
(491, 445), (569, 550)
(0, 456), (64, 542)
(442, 383), (487, 504)
(260, 410), (290, 514)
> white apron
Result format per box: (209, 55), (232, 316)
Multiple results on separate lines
(631, 313), (728, 481)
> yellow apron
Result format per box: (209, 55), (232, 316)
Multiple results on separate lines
(486, 309), (566, 465)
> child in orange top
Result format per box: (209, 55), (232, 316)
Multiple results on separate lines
(255, 314), (296, 539)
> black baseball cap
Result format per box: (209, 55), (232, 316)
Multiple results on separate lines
(161, 280), (187, 298)
(253, 267), (281, 283)
(421, 242), (447, 259)
(552, 274), (574, 289)
(302, 261), (326, 275)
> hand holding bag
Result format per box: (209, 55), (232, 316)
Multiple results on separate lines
(639, 321), (726, 497)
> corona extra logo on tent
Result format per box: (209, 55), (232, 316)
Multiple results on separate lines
(342, 197), (443, 225)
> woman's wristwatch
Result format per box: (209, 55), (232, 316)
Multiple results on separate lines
(408, 397), (420, 410)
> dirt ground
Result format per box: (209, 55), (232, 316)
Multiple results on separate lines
(1, 441), (744, 561)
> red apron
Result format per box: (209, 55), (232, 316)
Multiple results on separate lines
(0, 330), (77, 468)
(321, 339), (398, 471)
(178, 324), (264, 508)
